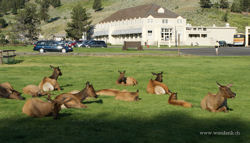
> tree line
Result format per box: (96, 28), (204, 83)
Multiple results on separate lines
(0, 0), (102, 44)
(200, 0), (249, 13)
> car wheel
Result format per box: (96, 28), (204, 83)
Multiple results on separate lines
(62, 49), (66, 53)
(87, 45), (90, 48)
(39, 48), (44, 53)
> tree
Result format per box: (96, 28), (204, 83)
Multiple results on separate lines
(222, 10), (229, 22)
(220, 0), (229, 9)
(241, 0), (249, 12)
(66, 5), (92, 40)
(231, 0), (242, 13)
(50, 0), (61, 8)
(200, 0), (212, 8)
(38, 0), (50, 22)
(0, 18), (8, 28)
(15, 3), (40, 42)
(93, 0), (102, 11)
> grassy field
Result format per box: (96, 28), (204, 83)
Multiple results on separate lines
(0, 55), (250, 143)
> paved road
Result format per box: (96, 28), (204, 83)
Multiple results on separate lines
(148, 47), (250, 56)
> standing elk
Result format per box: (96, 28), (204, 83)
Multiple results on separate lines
(168, 92), (192, 108)
(201, 82), (236, 112)
(116, 70), (137, 86)
(39, 65), (62, 92)
(0, 82), (25, 100)
(22, 95), (71, 119)
(55, 81), (98, 109)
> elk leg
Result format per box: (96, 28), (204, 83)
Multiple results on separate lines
(217, 106), (228, 112)
(54, 82), (61, 91)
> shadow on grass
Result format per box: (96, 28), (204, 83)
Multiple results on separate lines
(0, 111), (248, 143)
(83, 99), (103, 104)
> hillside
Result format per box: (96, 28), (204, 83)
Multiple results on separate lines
(2, 0), (249, 38)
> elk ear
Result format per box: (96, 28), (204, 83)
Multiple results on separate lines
(86, 81), (90, 86)
(227, 84), (233, 88)
(161, 72), (163, 74)
(216, 81), (222, 87)
(50, 65), (54, 69)
(152, 72), (156, 75)
(123, 70), (126, 73)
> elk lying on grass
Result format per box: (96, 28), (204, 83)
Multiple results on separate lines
(147, 79), (171, 95)
(23, 85), (48, 97)
(152, 72), (163, 82)
(96, 89), (140, 101)
(0, 82), (25, 100)
(201, 82), (236, 112)
(55, 82), (98, 109)
(168, 92), (192, 108)
(39, 65), (62, 92)
(116, 70), (137, 86)
(22, 95), (70, 119)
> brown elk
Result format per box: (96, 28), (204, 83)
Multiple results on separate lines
(116, 70), (137, 86)
(168, 92), (192, 108)
(23, 85), (48, 97)
(147, 79), (171, 95)
(152, 72), (163, 82)
(0, 82), (25, 100)
(39, 65), (62, 92)
(96, 88), (140, 101)
(55, 81), (98, 109)
(200, 82), (236, 112)
(22, 95), (71, 119)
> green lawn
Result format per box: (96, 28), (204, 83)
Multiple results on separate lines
(0, 55), (249, 143)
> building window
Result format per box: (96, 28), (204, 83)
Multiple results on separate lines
(162, 19), (168, 24)
(189, 34), (200, 38)
(177, 19), (182, 23)
(201, 34), (207, 38)
(198, 28), (202, 31)
(193, 28), (197, 31)
(148, 30), (152, 36)
(203, 28), (207, 31)
(161, 28), (172, 41)
(147, 19), (153, 23)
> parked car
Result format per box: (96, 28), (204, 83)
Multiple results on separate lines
(219, 41), (227, 47)
(79, 40), (92, 47)
(33, 40), (73, 53)
(83, 40), (107, 48)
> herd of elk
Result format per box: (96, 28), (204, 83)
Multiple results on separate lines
(116, 70), (138, 86)
(201, 82), (236, 112)
(1, 66), (237, 119)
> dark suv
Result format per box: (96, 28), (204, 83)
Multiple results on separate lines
(33, 40), (73, 53)
(84, 40), (107, 48)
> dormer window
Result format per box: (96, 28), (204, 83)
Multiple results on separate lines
(158, 8), (164, 13)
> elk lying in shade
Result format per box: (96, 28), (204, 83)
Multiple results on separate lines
(96, 89), (140, 101)
(147, 79), (171, 95)
(39, 65), (62, 92)
(23, 85), (48, 97)
(168, 92), (192, 108)
(22, 95), (71, 119)
(116, 70), (137, 86)
(55, 82), (98, 109)
(200, 82), (236, 112)
(0, 82), (25, 100)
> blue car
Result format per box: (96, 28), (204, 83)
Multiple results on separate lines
(33, 40), (73, 53)
(81, 40), (107, 48)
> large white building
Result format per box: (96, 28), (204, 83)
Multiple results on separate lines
(93, 4), (237, 46)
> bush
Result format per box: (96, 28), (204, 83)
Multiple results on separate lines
(0, 18), (8, 28)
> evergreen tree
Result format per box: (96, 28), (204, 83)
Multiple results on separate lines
(231, 0), (242, 13)
(38, 0), (50, 22)
(200, 0), (212, 8)
(220, 0), (229, 9)
(15, 3), (40, 41)
(93, 0), (102, 11)
(66, 5), (92, 40)
(50, 0), (61, 8)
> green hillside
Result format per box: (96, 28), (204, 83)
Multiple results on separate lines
(2, 0), (249, 38)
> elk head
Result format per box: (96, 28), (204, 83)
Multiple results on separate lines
(85, 81), (98, 98)
(216, 82), (236, 98)
(152, 72), (163, 82)
(9, 89), (25, 100)
(50, 65), (62, 79)
(117, 70), (127, 84)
